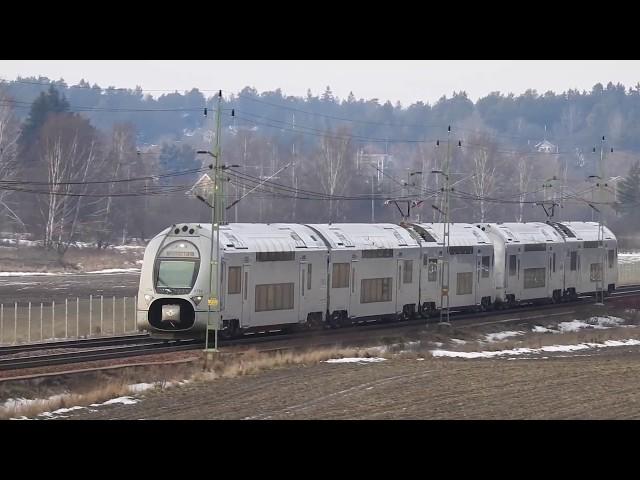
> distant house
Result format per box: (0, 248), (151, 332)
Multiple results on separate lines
(188, 173), (214, 199)
(535, 140), (558, 153)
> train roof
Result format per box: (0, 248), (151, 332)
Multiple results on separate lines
(559, 221), (616, 241)
(306, 223), (419, 250)
(410, 223), (492, 246)
(197, 223), (327, 252)
(481, 222), (564, 244)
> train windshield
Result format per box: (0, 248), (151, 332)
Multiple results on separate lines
(156, 261), (198, 290)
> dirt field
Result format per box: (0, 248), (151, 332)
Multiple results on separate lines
(3, 304), (639, 420)
(59, 349), (640, 420)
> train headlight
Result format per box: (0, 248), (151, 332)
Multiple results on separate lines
(191, 296), (203, 306)
(144, 294), (153, 306)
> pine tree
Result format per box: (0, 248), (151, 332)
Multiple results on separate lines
(19, 85), (70, 156)
(617, 160), (640, 215)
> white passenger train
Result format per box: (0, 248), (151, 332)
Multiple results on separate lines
(136, 221), (618, 340)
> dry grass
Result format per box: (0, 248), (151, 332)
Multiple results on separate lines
(0, 346), (381, 419)
(194, 347), (375, 382)
(0, 381), (133, 420)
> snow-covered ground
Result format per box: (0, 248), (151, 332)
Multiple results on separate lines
(324, 357), (387, 364)
(528, 316), (626, 334)
(0, 268), (140, 276)
(617, 252), (640, 264)
(431, 339), (640, 359)
(85, 268), (140, 274)
(484, 331), (524, 342)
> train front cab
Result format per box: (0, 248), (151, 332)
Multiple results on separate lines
(137, 224), (206, 339)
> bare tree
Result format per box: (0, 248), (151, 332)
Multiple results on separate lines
(515, 155), (534, 222)
(38, 114), (102, 255)
(468, 138), (501, 222)
(309, 127), (353, 222)
(0, 93), (24, 230)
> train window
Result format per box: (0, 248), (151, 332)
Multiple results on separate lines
(244, 272), (248, 300)
(481, 256), (490, 278)
(456, 272), (473, 295)
(256, 251), (295, 262)
(332, 263), (350, 288)
(362, 249), (394, 258)
(524, 268), (546, 289)
(156, 260), (198, 291)
(307, 264), (312, 290)
(509, 255), (517, 276)
(255, 283), (294, 312)
(361, 278), (392, 303)
(584, 241), (602, 249)
(570, 252), (577, 271)
(427, 259), (438, 282)
(403, 260), (413, 284)
(590, 263), (602, 282)
(553, 253), (556, 273)
(608, 250), (615, 269)
(448, 246), (473, 255)
(228, 267), (241, 294)
(524, 244), (546, 252)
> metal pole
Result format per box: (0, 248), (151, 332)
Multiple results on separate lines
(1, 303), (3, 344)
(28, 302), (31, 343)
(133, 295), (137, 333)
(76, 297), (79, 337)
(52, 300), (55, 339)
(100, 295), (104, 335)
(40, 302), (43, 341)
(89, 294), (92, 337)
(65, 298), (68, 339)
(205, 90), (223, 354)
(112, 296), (116, 335)
(123, 297), (127, 334)
(14, 301), (17, 344)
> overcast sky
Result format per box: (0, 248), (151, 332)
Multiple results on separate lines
(1, 60), (639, 105)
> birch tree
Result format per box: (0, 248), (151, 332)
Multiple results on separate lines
(310, 127), (353, 222)
(38, 114), (101, 254)
(0, 93), (23, 229)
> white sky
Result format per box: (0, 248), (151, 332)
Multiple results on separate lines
(1, 60), (639, 105)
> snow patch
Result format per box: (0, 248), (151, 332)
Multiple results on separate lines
(558, 316), (624, 332)
(431, 338), (640, 359)
(0, 271), (72, 277)
(100, 396), (139, 406)
(532, 325), (556, 333)
(85, 268), (140, 274)
(450, 339), (467, 345)
(324, 357), (387, 364)
(484, 331), (524, 342)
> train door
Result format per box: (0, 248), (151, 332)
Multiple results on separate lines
(299, 262), (307, 322)
(349, 259), (358, 316)
(475, 251), (481, 305)
(396, 260), (403, 313)
(241, 264), (251, 326)
(506, 249), (519, 300)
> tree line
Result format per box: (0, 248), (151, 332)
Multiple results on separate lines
(0, 78), (639, 255)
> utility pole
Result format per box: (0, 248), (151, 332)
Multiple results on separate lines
(204, 90), (223, 357)
(432, 126), (459, 325)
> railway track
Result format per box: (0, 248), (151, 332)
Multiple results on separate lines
(0, 333), (152, 356)
(1, 285), (638, 373)
(0, 339), (201, 371)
